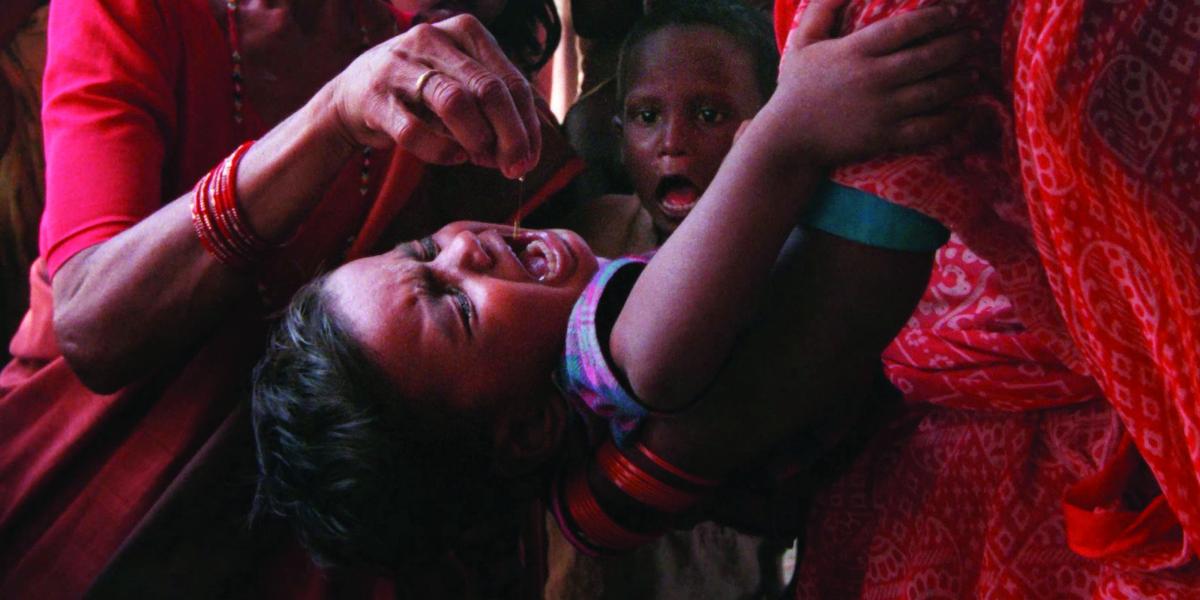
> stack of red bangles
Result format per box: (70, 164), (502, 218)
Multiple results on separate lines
(191, 140), (268, 269)
(551, 439), (719, 556)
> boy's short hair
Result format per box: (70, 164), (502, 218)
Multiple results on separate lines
(616, 0), (779, 107)
(251, 276), (521, 570)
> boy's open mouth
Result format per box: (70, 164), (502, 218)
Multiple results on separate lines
(502, 231), (572, 284)
(655, 175), (700, 220)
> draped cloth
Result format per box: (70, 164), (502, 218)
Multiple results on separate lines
(775, 0), (1200, 596)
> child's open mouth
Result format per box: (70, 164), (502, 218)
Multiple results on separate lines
(503, 231), (573, 284)
(655, 175), (700, 220)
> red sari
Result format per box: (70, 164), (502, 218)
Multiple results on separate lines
(0, 0), (576, 596)
(775, 0), (1200, 597)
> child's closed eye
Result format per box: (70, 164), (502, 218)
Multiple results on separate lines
(418, 265), (475, 336)
(394, 236), (439, 261)
(448, 288), (474, 335)
(417, 236), (439, 261)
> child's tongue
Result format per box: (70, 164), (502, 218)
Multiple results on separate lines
(663, 188), (698, 209)
(660, 186), (699, 218)
(521, 253), (549, 278)
(517, 241), (552, 280)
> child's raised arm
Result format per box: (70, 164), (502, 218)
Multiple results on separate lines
(610, 1), (974, 410)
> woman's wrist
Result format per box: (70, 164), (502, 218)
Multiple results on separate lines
(742, 100), (827, 178)
(307, 81), (361, 160)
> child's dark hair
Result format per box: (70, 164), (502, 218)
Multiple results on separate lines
(616, 0), (779, 106)
(250, 276), (523, 571)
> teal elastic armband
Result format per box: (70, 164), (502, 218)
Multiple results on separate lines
(801, 182), (949, 252)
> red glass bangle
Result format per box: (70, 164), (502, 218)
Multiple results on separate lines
(191, 140), (265, 269)
(192, 170), (238, 265)
(196, 169), (245, 267)
(209, 160), (249, 257)
(549, 473), (600, 557)
(217, 141), (266, 254)
(597, 441), (699, 513)
(635, 442), (720, 487)
(564, 466), (657, 552)
(564, 468), (657, 552)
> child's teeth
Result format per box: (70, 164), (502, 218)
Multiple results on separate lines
(528, 240), (555, 281)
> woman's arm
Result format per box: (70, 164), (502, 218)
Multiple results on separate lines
(609, 2), (971, 409)
(52, 14), (541, 393)
(52, 91), (353, 392)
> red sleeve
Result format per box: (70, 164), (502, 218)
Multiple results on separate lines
(774, 0), (801, 54)
(39, 0), (180, 278)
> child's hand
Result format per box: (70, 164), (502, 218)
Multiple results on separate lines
(769, 0), (976, 164)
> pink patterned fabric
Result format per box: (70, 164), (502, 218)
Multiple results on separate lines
(774, 0), (1200, 596)
(884, 237), (1102, 409)
(556, 255), (652, 446)
(795, 399), (1200, 598)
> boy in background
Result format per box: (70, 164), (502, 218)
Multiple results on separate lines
(565, 0), (779, 259)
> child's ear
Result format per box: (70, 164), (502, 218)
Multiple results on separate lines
(612, 114), (624, 134)
(490, 387), (567, 477)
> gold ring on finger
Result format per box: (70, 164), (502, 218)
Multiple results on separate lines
(414, 68), (442, 106)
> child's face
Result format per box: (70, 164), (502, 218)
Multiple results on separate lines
(324, 221), (599, 418)
(621, 25), (764, 237)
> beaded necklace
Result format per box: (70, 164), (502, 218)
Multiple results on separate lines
(225, 0), (376, 200)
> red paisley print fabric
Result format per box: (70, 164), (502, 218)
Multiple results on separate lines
(775, 0), (1200, 597)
